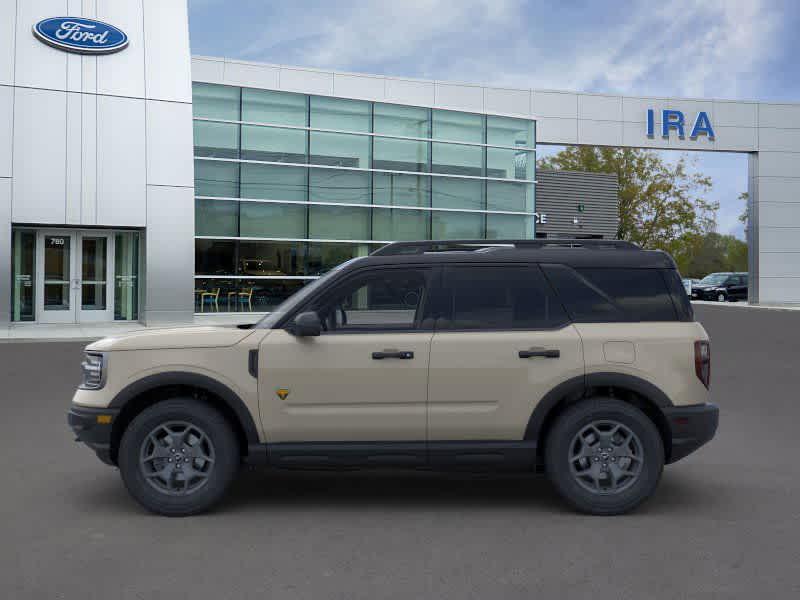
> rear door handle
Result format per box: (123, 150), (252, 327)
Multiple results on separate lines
(519, 348), (560, 359)
(372, 350), (414, 360)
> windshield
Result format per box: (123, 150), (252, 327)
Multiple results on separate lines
(255, 258), (362, 329)
(699, 273), (728, 285)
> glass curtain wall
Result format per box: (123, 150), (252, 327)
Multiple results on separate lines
(192, 82), (536, 312)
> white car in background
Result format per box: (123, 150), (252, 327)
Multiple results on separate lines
(682, 278), (699, 296)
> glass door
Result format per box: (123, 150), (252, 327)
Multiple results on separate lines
(78, 232), (114, 322)
(37, 231), (76, 323)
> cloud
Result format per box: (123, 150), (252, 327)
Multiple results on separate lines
(217, 0), (782, 100)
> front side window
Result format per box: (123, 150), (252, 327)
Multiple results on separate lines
(439, 265), (567, 330)
(308, 268), (431, 332)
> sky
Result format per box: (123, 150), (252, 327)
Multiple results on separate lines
(188, 0), (800, 240)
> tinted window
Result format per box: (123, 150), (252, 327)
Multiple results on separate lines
(543, 264), (678, 322)
(439, 266), (567, 330)
(310, 268), (430, 332)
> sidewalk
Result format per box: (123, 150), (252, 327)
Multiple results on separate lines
(1, 313), (264, 342)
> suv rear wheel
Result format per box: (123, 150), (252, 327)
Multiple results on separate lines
(118, 398), (239, 516)
(545, 398), (664, 515)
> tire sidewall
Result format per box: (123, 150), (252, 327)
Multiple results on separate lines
(118, 398), (239, 516)
(545, 398), (664, 515)
(717, 293), (726, 302)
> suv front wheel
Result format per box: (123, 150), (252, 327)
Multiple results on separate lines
(118, 398), (240, 516)
(545, 398), (664, 515)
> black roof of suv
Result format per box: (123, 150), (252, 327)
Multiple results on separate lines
(362, 239), (676, 270)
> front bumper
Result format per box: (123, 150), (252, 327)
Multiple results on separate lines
(691, 289), (723, 301)
(663, 403), (719, 463)
(67, 405), (120, 465)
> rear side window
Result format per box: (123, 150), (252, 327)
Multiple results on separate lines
(438, 265), (568, 330)
(542, 264), (681, 322)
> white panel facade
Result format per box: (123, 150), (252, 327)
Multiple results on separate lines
(191, 56), (225, 83)
(65, 91), (82, 224)
(484, 87), (531, 118)
(757, 201), (800, 229)
(223, 61), (279, 89)
(96, 95), (146, 226)
(0, 85), (12, 178)
(142, 0), (192, 103)
(578, 94), (622, 121)
(11, 87), (66, 224)
(0, 1), (15, 86)
(713, 101), (757, 128)
(758, 103), (800, 129)
(578, 119), (623, 146)
(435, 82), (484, 112)
(759, 278), (800, 303)
(533, 91), (578, 119)
(14, 0), (69, 90)
(96, 0), (146, 98)
(333, 73), (384, 101)
(145, 185), (194, 323)
(146, 100), (194, 188)
(80, 92), (97, 224)
(279, 67), (334, 95)
(384, 77), (435, 107)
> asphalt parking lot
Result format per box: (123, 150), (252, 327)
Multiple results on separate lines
(2, 304), (799, 599)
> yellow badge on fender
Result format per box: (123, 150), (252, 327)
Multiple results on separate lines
(276, 388), (290, 400)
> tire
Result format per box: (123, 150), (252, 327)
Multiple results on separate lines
(545, 398), (664, 515)
(118, 398), (240, 516)
(717, 293), (726, 302)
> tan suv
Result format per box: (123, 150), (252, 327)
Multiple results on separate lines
(68, 239), (718, 516)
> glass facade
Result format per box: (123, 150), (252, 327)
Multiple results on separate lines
(192, 82), (536, 312)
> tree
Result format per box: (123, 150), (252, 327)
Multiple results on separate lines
(676, 232), (748, 278)
(537, 146), (718, 250)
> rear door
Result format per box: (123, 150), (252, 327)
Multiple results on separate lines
(427, 264), (584, 441)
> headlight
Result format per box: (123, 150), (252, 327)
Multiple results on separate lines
(80, 352), (106, 390)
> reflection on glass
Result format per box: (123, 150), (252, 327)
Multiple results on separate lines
(431, 143), (483, 176)
(486, 116), (534, 148)
(193, 121), (239, 159)
(196, 199), (239, 237)
(373, 173), (430, 207)
(309, 205), (370, 240)
(240, 163), (307, 201)
(486, 214), (532, 239)
(114, 232), (139, 320)
(44, 235), (71, 311)
(309, 132), (369, 168)
(241, 125), (306, 163)
(432, 211), (484, 239)
(307, 242), (373, 275)
(373, 137), (428, 172)
(239, 202), (307, 238)
(311, 96), (370, 131)
(81, 237), (107, 310)
(486, 148), (533, 180)
(193, 278), (232, 313)
(431, 177), (484, 210)
(374, 104), (429, 137)
(309, 169), (370, 204)
(11, 230), (35, 322)
(238, 241), (306, 276)
(192, 83), (240, 120)
(432, 110), (484, 143)
(242, 89), (307, 126)
(194, 160), (239, 198)
(373, 208), (430, 241)
(487, 181), (534, 212)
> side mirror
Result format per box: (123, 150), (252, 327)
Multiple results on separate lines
(290, 311), (322, 337)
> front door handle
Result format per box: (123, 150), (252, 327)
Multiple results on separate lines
(519, 348), (560, 359)
(372, 350), (414, 360)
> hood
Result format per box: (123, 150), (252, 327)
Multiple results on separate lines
(86, 326), (257, 352)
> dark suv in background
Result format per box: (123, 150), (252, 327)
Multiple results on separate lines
(691, 272), (748, 302)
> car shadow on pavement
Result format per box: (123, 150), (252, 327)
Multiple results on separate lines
(71, 466), (722, 517)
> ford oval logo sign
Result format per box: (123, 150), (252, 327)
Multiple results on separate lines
(32, 17), (128, 55)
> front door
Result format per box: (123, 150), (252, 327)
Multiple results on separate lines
(36, 231), (114, 323)
(258, 266), (435, 443)
(427, 265), (585, 440)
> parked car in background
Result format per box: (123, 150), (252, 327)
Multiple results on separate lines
(682, 278), (699, 296)
(691, 272), (748, 302)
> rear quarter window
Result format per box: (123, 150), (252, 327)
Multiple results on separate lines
(542, 264), (684, 322)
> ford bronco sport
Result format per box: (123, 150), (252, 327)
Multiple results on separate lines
(68, 239), (718, 516)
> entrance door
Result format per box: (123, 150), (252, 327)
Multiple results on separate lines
(36, 231), (114, 323)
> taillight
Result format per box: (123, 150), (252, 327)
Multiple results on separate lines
(694, 340), (711, 388)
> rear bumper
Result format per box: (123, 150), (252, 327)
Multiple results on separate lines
(67, 405), (119, 465)
(663, 403), (719, 463)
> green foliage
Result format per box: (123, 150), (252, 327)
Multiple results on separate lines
(671, 232), (748, 278)
(537, 146), (718, 250)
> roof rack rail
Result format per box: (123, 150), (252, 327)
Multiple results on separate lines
(371, 239), (640, 256)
